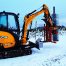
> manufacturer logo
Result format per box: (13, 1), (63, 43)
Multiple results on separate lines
(0, 36), (8, 39)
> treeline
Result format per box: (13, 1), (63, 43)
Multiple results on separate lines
(58, 25), (66, 31)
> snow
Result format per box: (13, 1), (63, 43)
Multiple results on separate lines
(0, 31), (66, 66)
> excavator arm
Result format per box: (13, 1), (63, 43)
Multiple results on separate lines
(22, 4), (53, 45)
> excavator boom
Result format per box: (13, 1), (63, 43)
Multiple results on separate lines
(22, 4), (53, 45)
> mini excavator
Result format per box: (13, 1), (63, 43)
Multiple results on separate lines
(0, 4), (57, 59)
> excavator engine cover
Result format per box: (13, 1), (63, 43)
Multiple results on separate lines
(0, 31), (16, 48)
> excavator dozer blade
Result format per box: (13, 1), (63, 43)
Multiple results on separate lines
(29, 38), (43, 49)
(29, 41), (40, 49)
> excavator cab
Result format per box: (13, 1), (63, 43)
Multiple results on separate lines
(0, 11), (20, 35)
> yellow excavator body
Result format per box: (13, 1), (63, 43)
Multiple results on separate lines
(0, 31), (16, 48)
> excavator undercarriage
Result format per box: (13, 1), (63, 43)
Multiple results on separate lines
(0, 43), (33, 59)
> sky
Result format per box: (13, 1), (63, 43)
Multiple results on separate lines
(0, 0), (66, 28)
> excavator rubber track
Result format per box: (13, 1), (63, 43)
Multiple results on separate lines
(0, 47), (32, 59)
(0, 41), (39, 59)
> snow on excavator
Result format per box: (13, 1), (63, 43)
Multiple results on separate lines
(0, 4), (57, 59)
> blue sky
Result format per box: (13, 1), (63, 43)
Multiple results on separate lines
(0, 0), (66, 27)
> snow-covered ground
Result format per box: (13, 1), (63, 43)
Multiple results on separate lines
(0, 30), (66, 66)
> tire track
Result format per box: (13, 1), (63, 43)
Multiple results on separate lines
(42, 53), (66, 66)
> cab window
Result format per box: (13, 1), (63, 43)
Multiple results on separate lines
(0, 15), (7, 27)
(8, 15), (17, 30)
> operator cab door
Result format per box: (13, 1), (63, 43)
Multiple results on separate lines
(8, 15), (19, 34)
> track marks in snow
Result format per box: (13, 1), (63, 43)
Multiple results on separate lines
(42, 53), (66, 66)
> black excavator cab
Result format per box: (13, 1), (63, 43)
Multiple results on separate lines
(0, 11), (20, 36)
